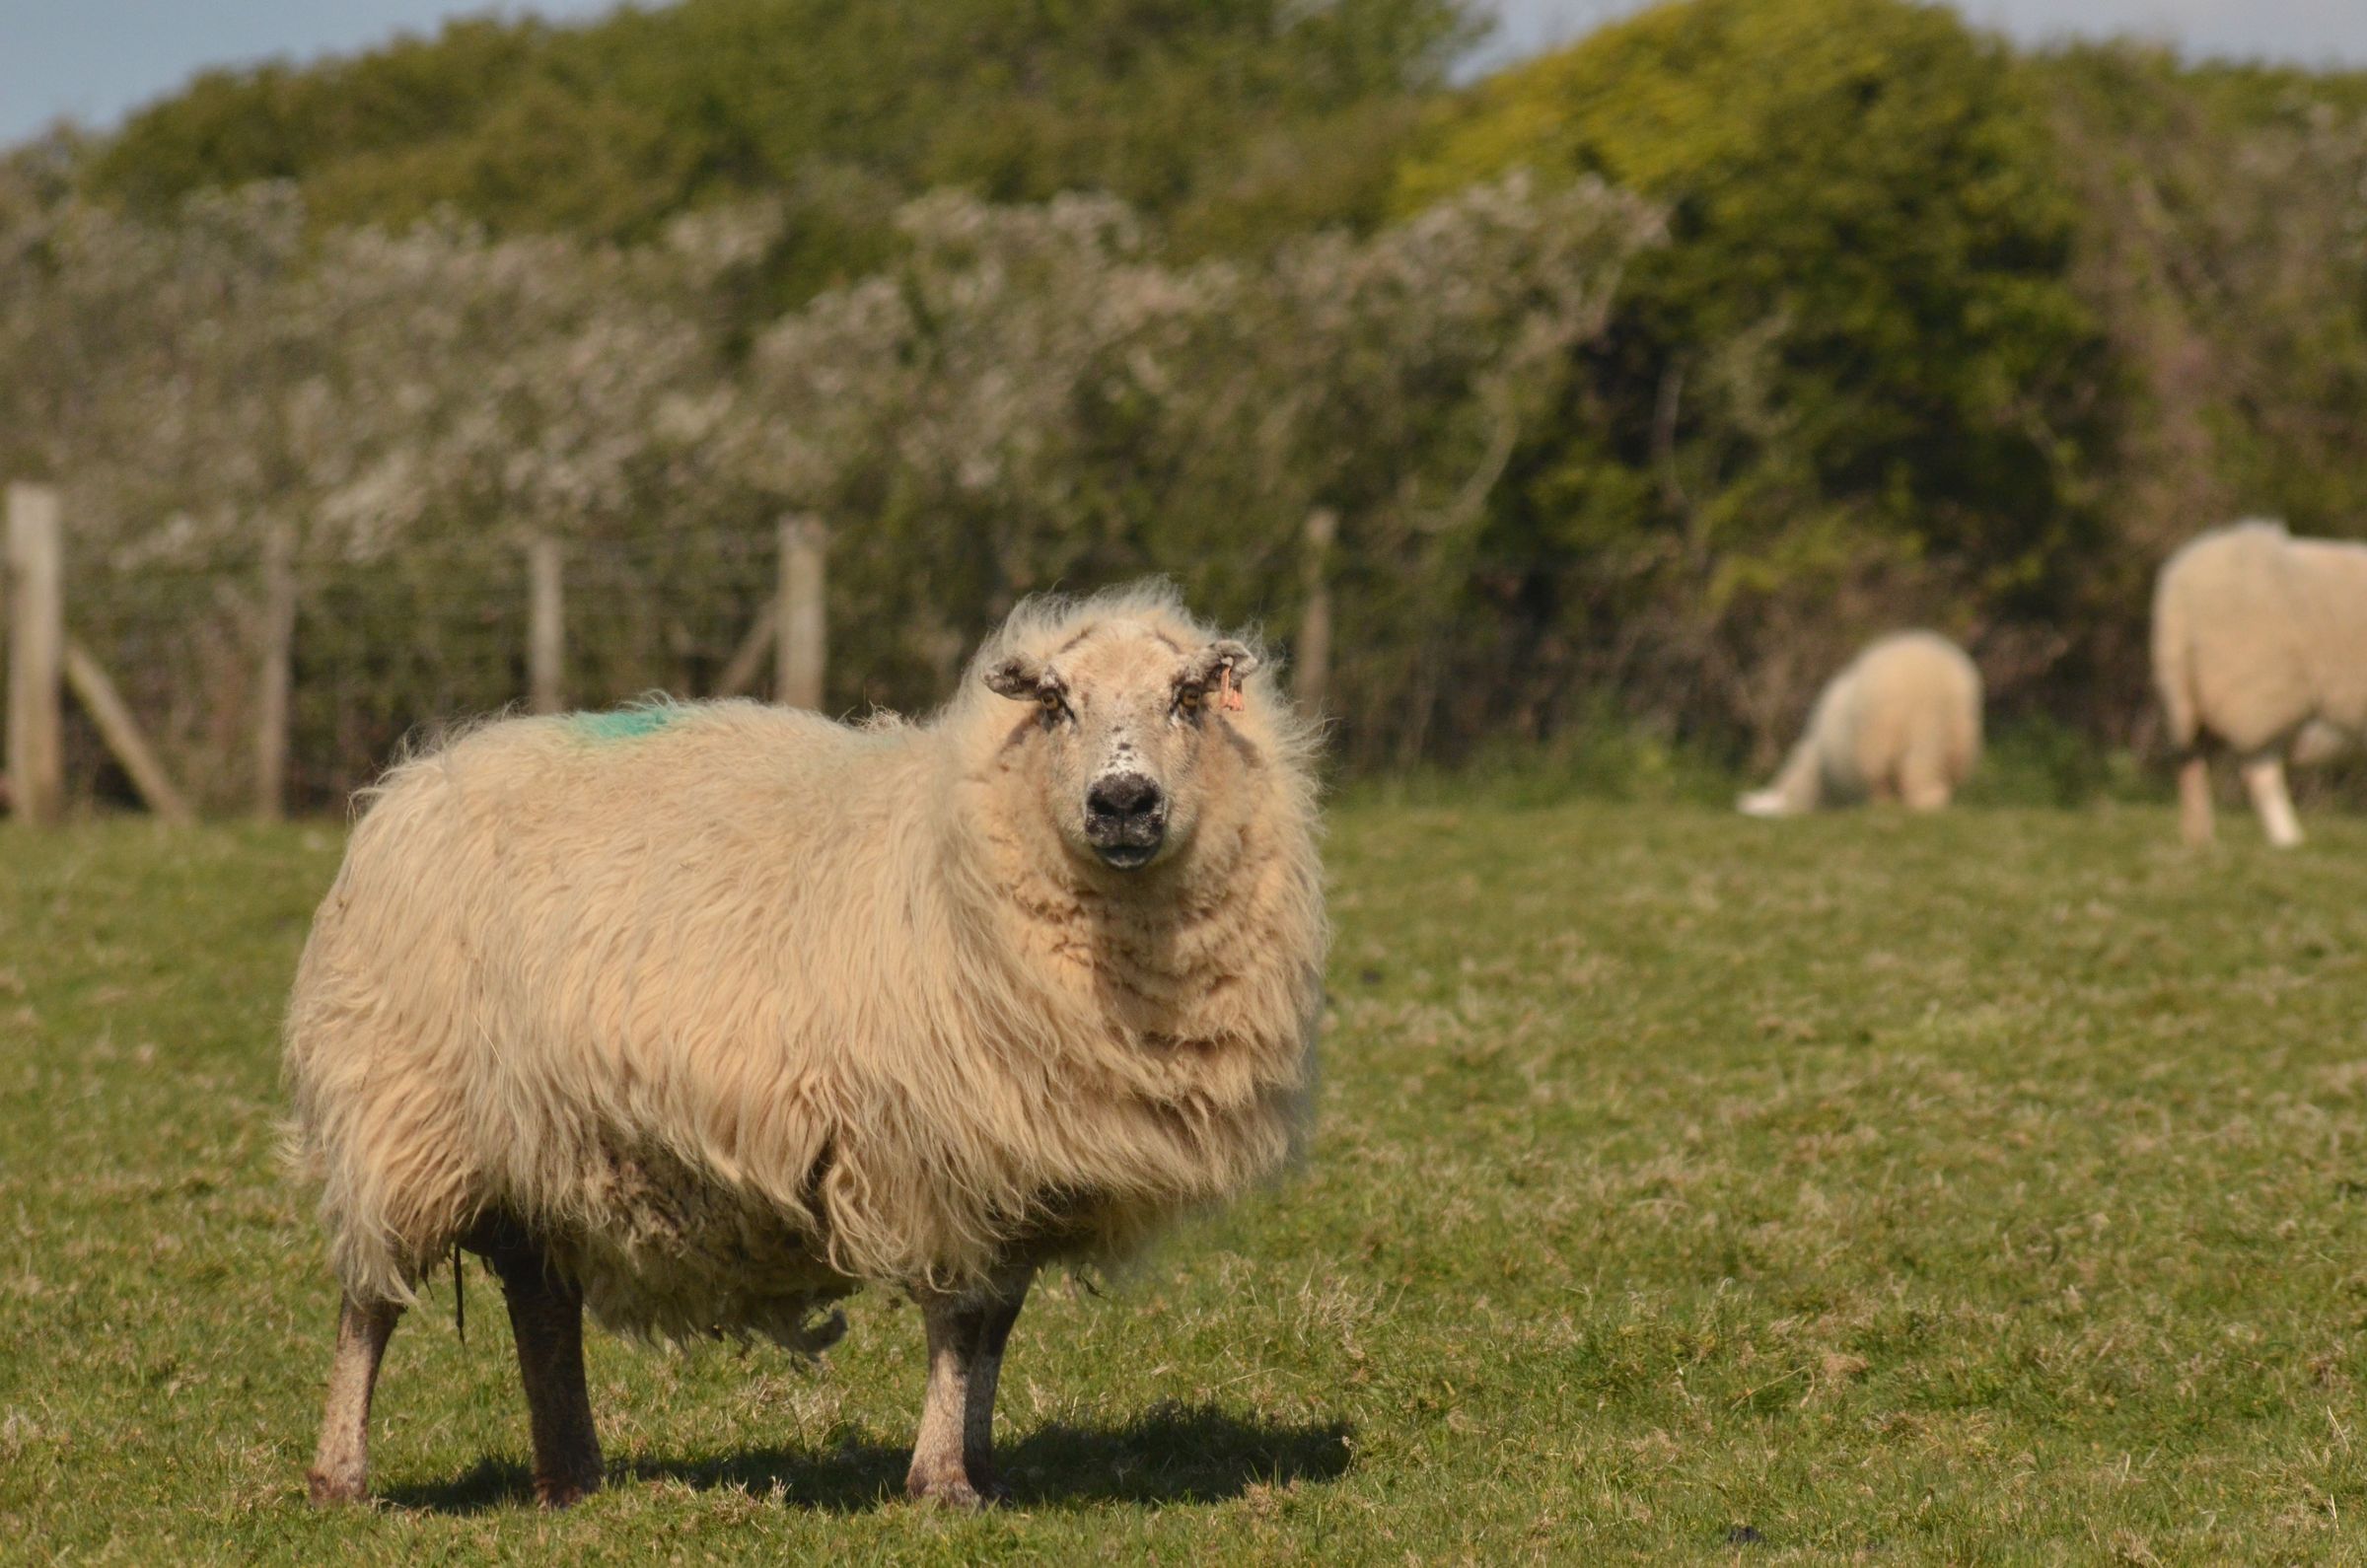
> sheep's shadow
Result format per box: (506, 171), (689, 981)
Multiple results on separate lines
(384, 1400), (1351, 1516)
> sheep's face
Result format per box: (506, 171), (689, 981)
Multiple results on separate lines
(985, 626), (1257, 874)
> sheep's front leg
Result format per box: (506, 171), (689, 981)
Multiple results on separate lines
(2241, 754), (2304, 848)
(907, 1267), (1034, 1508)
(307, 1295), (402, 1504)
(960, 1267), (1033, 1494)
(485, 1243), (604, 1508)
(2178, 754), (2215, 845)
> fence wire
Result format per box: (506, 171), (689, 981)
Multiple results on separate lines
(56, 532), (785, 815)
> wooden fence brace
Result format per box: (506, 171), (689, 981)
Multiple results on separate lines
(62, 641), (193, 825)
(715, 603), (776, 699)
(1293, 506), (1337, 714)
(253, 521), (295, 820)
(527, 534), (564, 714)
(776, 515), (827, 711)
(5, 482), (64, 825)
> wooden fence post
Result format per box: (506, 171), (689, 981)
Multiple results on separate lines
(1293, 507), (1336, 714)
(776, 515), (827, 711)
(5, 482), (64, 825)
(253, 522), (294, 820)
(527, 534), (564, 715)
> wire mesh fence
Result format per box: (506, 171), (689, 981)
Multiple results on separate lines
(24, 499), (804, 819)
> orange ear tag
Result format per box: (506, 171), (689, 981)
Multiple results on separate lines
(1217, 663), (1247, 713)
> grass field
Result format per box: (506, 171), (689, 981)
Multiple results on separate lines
(6, 801), (2367, 1563)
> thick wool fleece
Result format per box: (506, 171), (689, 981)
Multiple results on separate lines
(284, 583), (1327, 1346)
(2153, 520), (2367, 757)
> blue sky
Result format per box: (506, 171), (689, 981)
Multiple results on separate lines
(0, 0), (612, 144)
(1481, 0), (2367, 70)
(8, 0), (2367, 148)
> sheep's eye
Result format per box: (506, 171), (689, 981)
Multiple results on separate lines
(1175, 685), (1204, 715)
(1038, 688), (1067, 723)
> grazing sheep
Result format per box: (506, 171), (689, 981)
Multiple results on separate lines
(2153, 520), (2367, 847)
(284, 582), (1326, 1510)
(1738, 631), (1982, 817)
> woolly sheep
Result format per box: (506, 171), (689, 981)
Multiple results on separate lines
(2152, 519), (2367, 847)
(285, 582), (1327, 1510)
(1737, 631), (1982, 817)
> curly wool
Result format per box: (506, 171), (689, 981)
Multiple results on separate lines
(282, 582), (1327, 1347)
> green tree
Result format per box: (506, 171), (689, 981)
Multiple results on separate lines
(1399, 0), (2112, 749)
(2041, 44), (2367, 541)
(84, 0), (1466, 262)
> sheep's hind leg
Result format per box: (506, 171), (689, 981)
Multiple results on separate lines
(2178, 754), (2215, 845)
(307, 1295), (401, 1505)
(1899, 741), (1953, 813)
(907, 1267), (1035, 1508)
(485, 1239), (604, 1508)
(2241, 754), (2304, 848)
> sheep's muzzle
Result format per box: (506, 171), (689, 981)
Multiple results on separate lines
(1084, 772), (1166, 868)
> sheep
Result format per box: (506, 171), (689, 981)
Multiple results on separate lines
(2152, 519), (2367, 847)
(283, 581), (1327, 1511)
(1737, 631), (1982, 817)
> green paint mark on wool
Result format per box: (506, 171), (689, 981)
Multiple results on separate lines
(568, 705), (681, 742)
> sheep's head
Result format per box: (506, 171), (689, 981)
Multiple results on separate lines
(985, 624), (1258, 873)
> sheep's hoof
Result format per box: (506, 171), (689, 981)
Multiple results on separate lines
(305, 1468), (366, 1507)
(533, 1474), (600, 1510)
(908, 1469), (1001, 1511)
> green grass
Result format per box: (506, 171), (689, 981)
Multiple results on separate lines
(6, 802), (2367, 1562)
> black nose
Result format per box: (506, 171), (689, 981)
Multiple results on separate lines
(1084, 771), (1167, 866)
(1087, 773), (1163, 822)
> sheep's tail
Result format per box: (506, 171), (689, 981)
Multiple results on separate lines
(2151, 559), (2199, 752)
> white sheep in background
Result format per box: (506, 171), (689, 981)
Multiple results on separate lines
(2152, 519), (2367, 847)
(1738, 631), (1982, 817)
(285, 582), (1327, 1511)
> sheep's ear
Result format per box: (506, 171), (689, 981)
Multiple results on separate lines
(1181, 639), (1259, 688)
(984, 654), (1045, 700)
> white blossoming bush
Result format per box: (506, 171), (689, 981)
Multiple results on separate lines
(717, 175), (1661, 745)
(0, 157), (1658, 803)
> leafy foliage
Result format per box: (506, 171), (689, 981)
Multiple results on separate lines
(2043, 48), (2367, 609)
(83, 0), (1467, 261)
(1908, 44), (2367, 738)
(1398, 0), (2114, 751)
